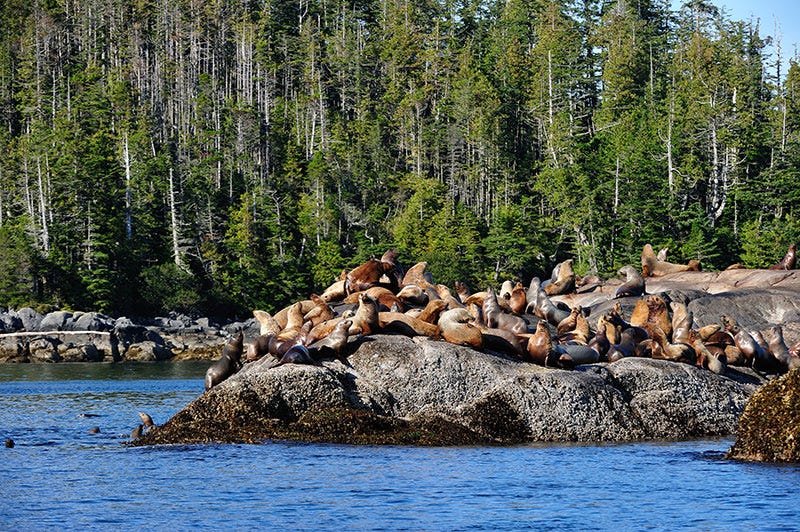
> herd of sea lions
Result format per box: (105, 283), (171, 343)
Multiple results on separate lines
(204, 244), (800, 390)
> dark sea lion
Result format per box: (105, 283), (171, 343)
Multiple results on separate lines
(454, 281), (472, 303)
(246, 334), (273, 362)
(769, 243), (796, 270)
(555, 344), (599, 369)
(277, 344), (316, 366)
(525, 277), (541, 314)
(204, 331), (244, 391)
(482, 286), (528, 335)
(766, 325), (799, 371)
(481, 327), (525, 357)
(380, 248), (405, 288)
(6, 438), (15, 448)
(533, 289), (570, 326)
(587, 324), (610, 360)
(614, 265), (645, 298)
(130, 425), (143, 439)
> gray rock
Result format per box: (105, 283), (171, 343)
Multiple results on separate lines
(122, 341), (173, 362)
(71, 312), (115, 332)
(58, 343), (101, 362)
(14, 307), (43, 331)
(39, 311), (73, 331)
(29, 337), (61, 362)
(0, 311), (23, 332)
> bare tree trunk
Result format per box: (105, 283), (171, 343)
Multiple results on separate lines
(36, 157), (50, 253)
(168, 168), (183, 269)
(122, 131), (132, 239)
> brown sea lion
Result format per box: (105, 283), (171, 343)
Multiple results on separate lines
(272, 299), (317, 329)
(644, 295), (672, 339)
(416, 299), (448, 324)
(647, 325), (695, 364)
(438, 308), (483, 349)
(641, 244), (701, 277)
(276, 302), (306, 340)
(534, 290), (571, 326)
(378, 311), (440, 337)
(629, 298), (649, 328)
(138, 411), (155, 428)
(597, 313), (620, 345)
(403, 262), (434, 288)
(344, 286), (404, 311)
(614, 265), (645, 298)
(380, 248), (405, 288)
(769, 243), (796, 270)
(544, 259), (576, 296)
(205, 332), (244, 391)
(525, 277), (541, 314)
(508, 282), (527, 314)
(454, 281), (472, 303)
(670, 302), (691, 342)
(246, 334), (272, 362)
(397, 284), (429, 306)
(499, 280), (515, 300)
(766, 325), (799, 371)
(320, 274), (347, 303)
(304, 294), (335, 326)
(556, 306), (581, 335)
(435, 284), (463, 309)
(587, 324), (610, 360)
(253, 310), (281, 337)
(308, 319), (353, 360)
(482, 286), (528, 335)
(524, 320), (558, 366)
(481, 327), (526, 358)
(345, 258), (397, 295)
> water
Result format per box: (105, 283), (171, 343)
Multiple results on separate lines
(1, 364), (798, 531)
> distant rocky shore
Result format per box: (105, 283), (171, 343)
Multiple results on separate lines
(0, 309), (258, 363)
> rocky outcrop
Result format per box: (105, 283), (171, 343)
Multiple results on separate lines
(727, 368), (800, 462)
(135, 334), (764, 446)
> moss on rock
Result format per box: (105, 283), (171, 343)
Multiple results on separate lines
(727, 368), (800, 462)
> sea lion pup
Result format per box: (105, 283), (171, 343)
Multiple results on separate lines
(525, 277), (541, 314)
(657, 247), (669, 261)
(396, 283), (429, 307)
(378, 311), (440, 337)
(482, 286), (528, 335)
(454, 281), (472, 303)
(308, 319), (353, 360)
(523, 320), (559, 366)
(438, 308), (483, 349)
(277, 344), (316, 366)
(544, 258), (576, 296)
(416, 299), (448, 324)
(597, 313), (620, 345)
(205, 332), (244, 391)
(641, 244), (701, 277)
(303, 294), (335, 326)
(276, 302), (306, 340)
(614, 265), (646, 298)
(253, 310), (281, 336)
(508, 282), (527, 314)
(320, 271), (347, 303)
(556, 305), (581, 335)
(769, 243), (796, 270)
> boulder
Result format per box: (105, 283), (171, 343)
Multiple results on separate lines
(58, 342), (102, 362)
(136, 335), (763, 446)
(14, 307), (43, 331)
(122, 341), (173, 362)
(28, 337), (61, 362)
(71, 312), (115, 332)
(38, 311), (73, 331)
(727, 368), (800, 462)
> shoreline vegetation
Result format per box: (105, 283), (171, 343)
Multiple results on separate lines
(1, 1), (800, 320)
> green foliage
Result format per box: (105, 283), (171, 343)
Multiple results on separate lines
(740, 217), (800, 269)
(140, 263), (203, 316)
(0, 221), (39, 308)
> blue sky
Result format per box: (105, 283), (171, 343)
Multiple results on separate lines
(674, 0), (800, 58)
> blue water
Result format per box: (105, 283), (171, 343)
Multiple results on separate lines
(1, 363), (798, 531)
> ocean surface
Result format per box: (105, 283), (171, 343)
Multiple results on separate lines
(1, 362), (798, 531)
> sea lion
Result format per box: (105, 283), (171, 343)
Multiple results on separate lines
(628, 298), (649, 328)
(524, 320), (558, 366)
(397, 284), (429, 306)
(644, 295), (672, 339)
(587, 324), (610, 360)
(378, 311), (440, 337)
(670, 302), (691, 342)
(403, 262), (435, 288)
(481, 327), (525, 357)
(597, 313), (620, 345)
(416, 299), (448, 324)
(556, 306), (581, 335)
(648, 325), (695, 364)
(438, 308), (483, 349)
(304, 294), (335, 326)
(345, 258), (396, 294)
(277, 344), (316, 366)
(454, 281), (472, 303)
(533, 290), (570, 326)
(482, 286), (528, 335)
(544, 259), (576, 296)
(555, 344), (600, 369)
(138, 411), (155, 428)
(275, 302), (306, 340)
(769, 243), (796, 270)
(657, 247), (669, 261)
(308, 319), (353, 360)
(344, 286), (403, 311)
(766, 325), (799, 371)
(204, 332), (244, 391)
(615, 265), (645, 298)
(434, 284), (464, 309)
(641, 244), (701, 277)
(607, 327), (638, 362)
(320, 274), (347, 303)
(558, 309), (590, 345)
(246, 334), (273, 362)
(380, 248), (405, 288)
(525, 277), (541, 314)
(253, 310), (281, 337)
(272, 299), (317, 329)
(499, 280), (515, 300)
(508, 282), (527, 314)
(130, 425), (143, 439)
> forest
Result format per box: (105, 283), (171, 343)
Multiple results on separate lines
(0, 0), (799, 318)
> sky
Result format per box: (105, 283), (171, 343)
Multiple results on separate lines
(674, 0), (800, 59)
